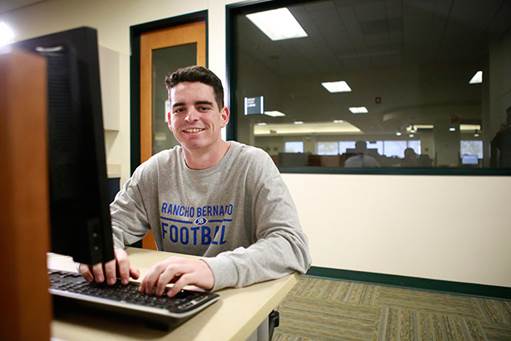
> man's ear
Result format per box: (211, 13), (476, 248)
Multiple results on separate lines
(221, 106), (230, 128)
(166, 111), (172, 128)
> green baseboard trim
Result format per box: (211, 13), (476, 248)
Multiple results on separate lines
(307, 266), (511, 299)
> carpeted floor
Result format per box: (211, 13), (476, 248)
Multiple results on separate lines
(273, 276), (511, 341)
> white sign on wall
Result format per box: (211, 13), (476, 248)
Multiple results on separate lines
(244, 96), (264, 115)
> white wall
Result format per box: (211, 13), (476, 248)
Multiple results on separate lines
(284, 174), (511, 287)
(4, 0), (510, 287)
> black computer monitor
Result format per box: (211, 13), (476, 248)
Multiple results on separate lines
(15, 27), (115, 265)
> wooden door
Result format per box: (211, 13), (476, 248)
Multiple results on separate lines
(139, 20), (206, 249)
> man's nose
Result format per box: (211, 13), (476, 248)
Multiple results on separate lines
(184, 108), (199, 122)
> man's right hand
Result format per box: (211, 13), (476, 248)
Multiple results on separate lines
(78, 248), (140, 285)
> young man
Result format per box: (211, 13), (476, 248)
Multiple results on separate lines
(80, 66), (311, 297)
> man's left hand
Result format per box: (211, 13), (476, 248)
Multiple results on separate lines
(138, 256), (214, 297)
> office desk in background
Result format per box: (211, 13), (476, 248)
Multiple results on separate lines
(48, 247), (298, 341)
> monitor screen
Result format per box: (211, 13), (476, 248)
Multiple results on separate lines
(15, 27), (115, 265)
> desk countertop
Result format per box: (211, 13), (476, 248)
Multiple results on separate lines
(49, 247), (297, 341)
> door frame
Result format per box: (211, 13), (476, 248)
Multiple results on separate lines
(130, 11), (208, 174)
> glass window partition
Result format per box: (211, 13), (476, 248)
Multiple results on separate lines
(229, 0), (511, 173)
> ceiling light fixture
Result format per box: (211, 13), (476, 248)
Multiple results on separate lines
(264, 111), (286, 117)
(396, 132), (402, 136)
(294, 121), (304, 124)
(407, 124), (434, 131)
(460, 124), (481, 131)
(349, 106), (368, 114)
(469, 70), (482, 84)
(256, 122), (267, 126)
(246, 8), (307, 41)
(321, 81), (352, 93)
(253, 121), (362, 135)
(333, 120), (344, 123)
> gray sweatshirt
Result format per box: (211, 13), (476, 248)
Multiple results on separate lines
(110, 141), (311, 291)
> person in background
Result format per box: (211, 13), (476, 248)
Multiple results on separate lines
(417, 154), (433, 167)
(401, 147), (418, 167)
(491, 106), (511, 168)
(344, 140), (380, 168)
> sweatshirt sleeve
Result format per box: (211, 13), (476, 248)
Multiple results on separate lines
(202, 151), (312, 291)
(110, 172), (151, 249)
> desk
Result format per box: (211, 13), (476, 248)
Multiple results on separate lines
(49, 247), (297, 341)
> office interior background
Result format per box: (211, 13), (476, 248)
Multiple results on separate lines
(1, 0), (510, 295)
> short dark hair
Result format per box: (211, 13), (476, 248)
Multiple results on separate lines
(165, 65), (224, 109)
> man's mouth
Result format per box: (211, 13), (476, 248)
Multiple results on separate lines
(183, 128), (205, 133)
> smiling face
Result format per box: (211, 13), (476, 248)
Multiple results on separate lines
(168, 81), (229, 153)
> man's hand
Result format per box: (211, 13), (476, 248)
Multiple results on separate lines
(139, 257), (214, 297)
(78, 248), (140, 285)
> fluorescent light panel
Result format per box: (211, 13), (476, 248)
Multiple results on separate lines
(349, 106), (368, 114)
(333, 120), (344, 123)
(253, 121), (362, 136)
(460, 124), (481, 131)
(405, 124), (478, 133)
(264, 111), (286, 117)
(469, 71), (482, 84)
(294, 121), (304, 124)
(406, 124), (434, 132)
(321, 81), (352, 93)
(246, 8), (307, 41)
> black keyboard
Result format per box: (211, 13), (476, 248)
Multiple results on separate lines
(49, 269), (219, 329)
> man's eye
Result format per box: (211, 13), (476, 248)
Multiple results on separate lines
(198, 106), (211, 112)
(173, 108), (185, 114)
